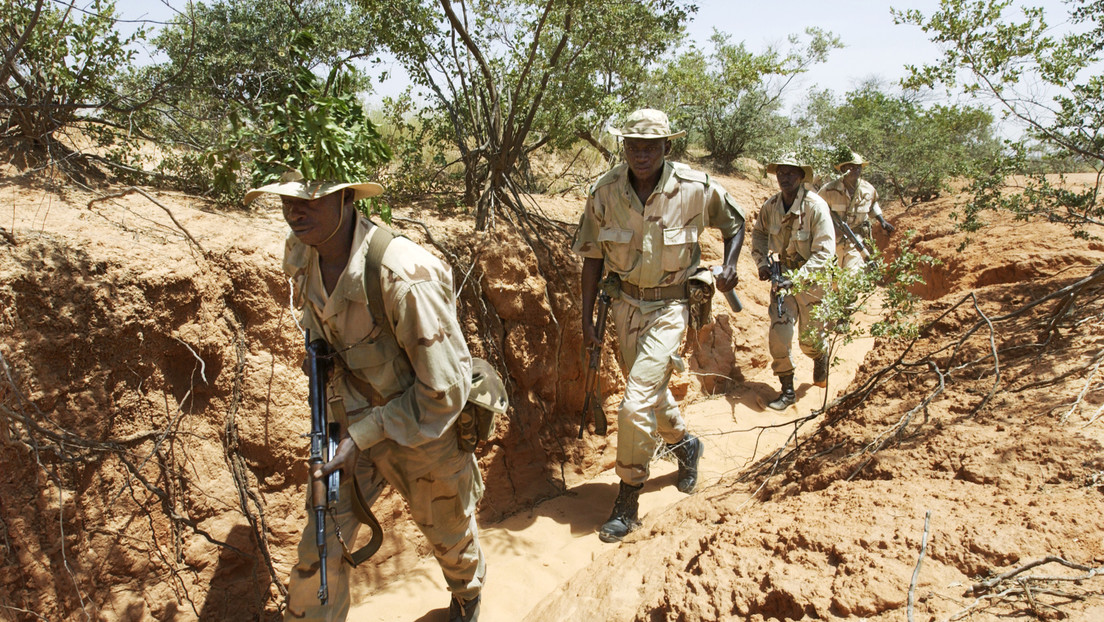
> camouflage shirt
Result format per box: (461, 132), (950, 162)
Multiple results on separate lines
(284, 216), (473, 451)
(819, 177), (883, 228)
(751, 186), (836, 278)
(572, 161), (745, 292)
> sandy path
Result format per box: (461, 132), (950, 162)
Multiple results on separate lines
(347, 331), (875, 622)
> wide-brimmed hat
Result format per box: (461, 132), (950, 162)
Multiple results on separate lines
(834, 151), (868, 171)
(243, 170), (384, 206)
(608, 108), (687, 140)
(765, 153), (814, 181)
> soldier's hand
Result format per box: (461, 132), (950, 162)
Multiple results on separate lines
(582, 321), (600, 348)
(757, 265), (771, 281)
(880, 218), (895, 234)
(715, 263), (739, 292)
(317, 433), (358, 480)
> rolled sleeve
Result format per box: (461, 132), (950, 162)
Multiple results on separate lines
(572, 196), (605, 259)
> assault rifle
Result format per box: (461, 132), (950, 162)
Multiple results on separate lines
(306, 333), (341, 604)
(767, 254), (787, 319)
(579, 287), (611, 439)
(830, 212), (871, 262)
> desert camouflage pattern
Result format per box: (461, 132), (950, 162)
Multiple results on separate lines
(285, 432), (485, 620)
(819, 176), (882, 271)
(751, 187), (834, 376)
(455, 357), (508, 452)
(282, 216), (484, 620)
(573, 161), (743, 486)
(609, 297), (690, 485)
(750, 185), (836, 277)
(572, 161), (745, 295)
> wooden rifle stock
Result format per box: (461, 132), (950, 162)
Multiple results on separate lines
(579, 289), (611, 439)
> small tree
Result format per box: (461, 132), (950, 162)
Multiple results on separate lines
(895, 0), (1103, 236)
(650, 28), (842, 168)
(793, 231), (938, 403)
(1, 0), (148, 170)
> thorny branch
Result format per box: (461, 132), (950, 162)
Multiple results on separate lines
(947, 556), (1104, 620)
(738, 263), (1104, 488)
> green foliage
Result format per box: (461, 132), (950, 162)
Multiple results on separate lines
(356, 0), (693, 225)
(1, 0), (146, 160)
(798, 82), (1001, 202)
(650, 28), (842, 167)
(204, 32), (392, 213)
(793, 231), (938, 385)
(895, 0), (1103, 236)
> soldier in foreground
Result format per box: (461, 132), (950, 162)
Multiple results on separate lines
(245, 172), (485, 622)
(818, 151), (895, 271)
(573, 109), (746, 543)
(751, 154), (836, 410)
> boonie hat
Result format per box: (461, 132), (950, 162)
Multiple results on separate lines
(243, 170), (384, 206)
(834, 151), (868, 171)
(765, 153), (814, 181)
(608, 108), (687, 140)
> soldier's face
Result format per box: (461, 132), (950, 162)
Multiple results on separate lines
(281, 191), (345, 246)
(775, 165), (805, 195)
(841, 163), (862, 182)
(623, 138), (670, 181)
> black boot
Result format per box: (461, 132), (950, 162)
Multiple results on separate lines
(598, 481), (643, 543)
(448, 594), (480, 622)
(812, 355), (828, 388)
(668, 434), (703, 493)
(767, 374), (796, 411)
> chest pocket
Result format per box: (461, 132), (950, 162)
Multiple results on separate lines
(598, 226), (637, 272)
(661, 226), (699, 272)
(342, 333), (413, 401)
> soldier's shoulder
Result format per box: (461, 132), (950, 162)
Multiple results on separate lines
(819, 178), (844, 193)
(670, 162), (710, 185)
(590, 164), (626, 195)
(805, 189), (831, 211)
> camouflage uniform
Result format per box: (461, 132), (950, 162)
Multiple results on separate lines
(573, 162), (745, 485)
(283, 216), (484, 621)
(819, 177), (883, 271)
(750, 186), (836, 376)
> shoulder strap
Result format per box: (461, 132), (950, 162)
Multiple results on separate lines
(363, 225), (398, 340)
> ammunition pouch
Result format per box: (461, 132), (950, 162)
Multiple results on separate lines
(456, 357), (509, 453)
(686, 268), (715, 331)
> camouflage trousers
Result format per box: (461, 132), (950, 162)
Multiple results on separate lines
(769, 289), (826, 376)
(836, 219), (871, 273)
(610, 298), (690, 486)
(284, 430), (485, 621)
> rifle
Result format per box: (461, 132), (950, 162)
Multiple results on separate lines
(767, 254), (787, 320)
(830, 211), (871, 262)
(306, 333), (340, 604)
(578, 287), (611, 439)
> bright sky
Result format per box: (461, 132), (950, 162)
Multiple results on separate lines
(110, 0), (1081, 115)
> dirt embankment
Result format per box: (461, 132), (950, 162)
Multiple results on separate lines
(0, 167), (775, 621)
(529, 183), (1104, 622)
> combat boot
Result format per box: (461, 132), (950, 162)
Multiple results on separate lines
(668, 434), (703, 493)
(448, 594), (480, 622)
(767, 374), (796, 411)
(598, 481), (643, 543)
(812, 355), (828, 388)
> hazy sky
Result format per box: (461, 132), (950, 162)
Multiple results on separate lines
(110, 0), (1081, 113)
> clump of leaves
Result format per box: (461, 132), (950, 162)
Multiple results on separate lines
(208, 31), (391, 217)
(792, 230), (938, 397)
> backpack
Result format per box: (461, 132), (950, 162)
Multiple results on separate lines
(361, 225), (508, 453)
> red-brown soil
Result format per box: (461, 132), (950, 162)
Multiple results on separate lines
(1, 167), (1101, 622)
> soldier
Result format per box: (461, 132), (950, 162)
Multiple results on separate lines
(573, 109), (746, 543)
(245, 172), (485, 622)
(751, 154), (836, 410)
(818, 151), (895, 271)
